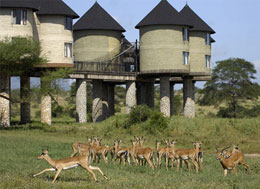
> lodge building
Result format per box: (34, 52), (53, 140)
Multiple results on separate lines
(0, 0), (215, 126)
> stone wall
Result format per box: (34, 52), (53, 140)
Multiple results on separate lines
(139, 25), (189, 73)
(76, 79), (87, 123)
(160, 76), (170, 117)
(0, 75), (10, 127)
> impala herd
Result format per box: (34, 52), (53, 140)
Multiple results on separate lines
(33, 136), (252, 183)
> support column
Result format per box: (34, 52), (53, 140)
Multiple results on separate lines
(146, 81), (154, 108)
(183, 77), (195, 119)
(40, 78), (51, 125)
(20, 75), (31, 124)
(108, 84), (115, 116)
(160, 76), (170, 117)
(126, 81), (136, 113)
(0, 75), (10, 127)
(102, 83), (109, 119)
(170, 82), (175, 116)
(76, 79), (87, 123)
(92, 80), (103, 122)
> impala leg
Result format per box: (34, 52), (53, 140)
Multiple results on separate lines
(127, 154), (131, 165)
(102, 153), (108, 164)
(165, 154), (168, 170)
(191, 159), (199, 173)
(81, 164), (98, 182)
(177, 159), (180, 171)
(233, 167), (237, 176)
(224, 169), (228, 176)
(89, 165), (108, 180)
(145, 156), (154, 170)
(33, 168), (56, 177)
(241, 162), (252, 175)
(52, 169), (62, 183)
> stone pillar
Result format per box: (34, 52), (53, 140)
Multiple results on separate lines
(160, 76), (170, 117)
(102, 83), (109, 119)
(92, 80), (103, 122)
(108, 84), (115, 116)
(76, 79), (87, 123)
(40, 79), (51, 125)
(183, 77), (195, 119)
(170, 82), (175, 116)
(146, 81), (154, 108)
(0, 75), (10, 127)
(20, 75), (31, 124)
(126, 81), (136, 113)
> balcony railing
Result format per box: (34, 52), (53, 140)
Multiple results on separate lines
(74, 61), (137, 74)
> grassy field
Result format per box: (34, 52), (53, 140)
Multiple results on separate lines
(0, 116), (260, 188)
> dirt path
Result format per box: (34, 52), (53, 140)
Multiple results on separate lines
(245, 154), (260, 158)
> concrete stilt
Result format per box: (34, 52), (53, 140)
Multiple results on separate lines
(20, 75), (31, 124)
(126, 81), (136, 113)
(40, 79), (52, 125)
(0, 75), (10, 127)
(160, 76), (170, 117)
(146, 81), (154, 108)
(170, 82), (175, 116)
(183, 77), (195, 119)
(76, 79), (87, 123)
(107, 84), (115, 116)
(102, 83), (109, 119)
(92, 80), (103, 122)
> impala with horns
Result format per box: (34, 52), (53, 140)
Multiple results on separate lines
(216, 145), (251, 176)
(33, 149), (108, 183)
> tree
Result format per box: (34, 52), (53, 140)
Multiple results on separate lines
(0, 37), (46, 126)
(0, 37), (46, 75)
(199, 58), (260, 118)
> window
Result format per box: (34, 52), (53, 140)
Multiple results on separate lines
(12, 9), (27, 25)
(65, 16), (72, 30)
(205, 33), (210, 45)
(183, 52), (189, 65)
(206, 55), (211, 68)
(64, 43), (72, 58)
(183, 28), (189, 41)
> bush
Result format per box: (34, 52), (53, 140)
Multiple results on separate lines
(217, 105), (260, 118)
(142, 111), (168, 135)
(124, 105), (151, 129)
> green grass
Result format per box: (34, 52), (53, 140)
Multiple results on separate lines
(1, 116), (260, 188)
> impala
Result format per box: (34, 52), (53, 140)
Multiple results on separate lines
(91, 138), (110, 164)
(33, 149), (108, 183)
(70, 137), (92, 157)
(173, 142), (201, 173)
(216, 146), (251, 176)
(132, 137), (155, 170)
(113, 139), (130, 165)
(155, 139), (169, 168)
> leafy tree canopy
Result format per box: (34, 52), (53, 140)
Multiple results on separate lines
(199, 58), (260, 118)
(0, 37), (46, 75)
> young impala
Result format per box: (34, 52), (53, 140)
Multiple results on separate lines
(33, 149), (108, 183)
(216, 146), (251, 176)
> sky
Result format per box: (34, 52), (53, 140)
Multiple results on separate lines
(11, 0), (260, 88)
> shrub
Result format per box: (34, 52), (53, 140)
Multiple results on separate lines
(142, 111), (168, 135)
(124, 105), (151, 129)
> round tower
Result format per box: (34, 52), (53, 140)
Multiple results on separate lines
(135, 0), (192, 75)
(73, 2), (125, 64)
(0, 0), (39, 40)
(37, 0), (79, 67)
(180, 5), (215, 76)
